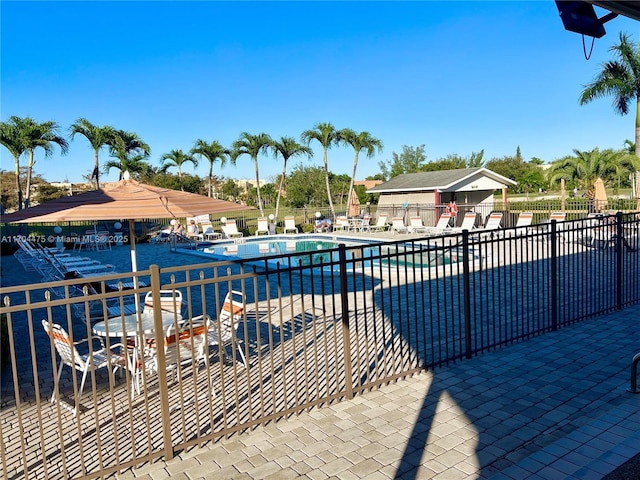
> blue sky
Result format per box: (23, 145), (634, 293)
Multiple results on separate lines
(1, 1), (637, 185)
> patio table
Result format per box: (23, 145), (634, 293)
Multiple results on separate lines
(93, 312), (181, 395)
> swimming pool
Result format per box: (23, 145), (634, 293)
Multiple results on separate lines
(178, 235), (480, 271)
(181, 235), (371, 268)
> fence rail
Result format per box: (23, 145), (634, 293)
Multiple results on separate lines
(1, 212), (639, 479)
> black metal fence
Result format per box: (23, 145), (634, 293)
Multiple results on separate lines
(0, 212), (638, 479)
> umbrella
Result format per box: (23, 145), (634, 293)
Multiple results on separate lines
(2, 174), (253, 274)
(593, 178), (607, 212)
(348, 190), (361, 217)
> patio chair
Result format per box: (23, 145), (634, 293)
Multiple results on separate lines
(143, 289), (183, 316)
(425, 213), (452, 236)
(408, 216), (429, 234)
(284, 216), (298, 234)
(255, 217), (270, 236)
(206, 290), (248, 370)
(222, 220), (243, 239)
(163, 318), (208, 379)
(42, 320), (124, 415)
(390, 217), (408, 234)
(368, 213), (389, 232)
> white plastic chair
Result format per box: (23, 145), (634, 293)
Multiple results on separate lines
(42, 320), (124, 415)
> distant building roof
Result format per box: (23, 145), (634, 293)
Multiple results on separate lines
(367, 168), (516, 193)
(354, 180), (383, 190)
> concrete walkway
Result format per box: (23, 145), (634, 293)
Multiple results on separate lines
(118, 304), (640, 480)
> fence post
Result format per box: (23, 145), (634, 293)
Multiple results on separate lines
(462, 230), (472, 359)
(149, 264), (174, 461)
(550, 220), (558, 331)
(338, 244), (354, 399)
(616, 212), (624, 310)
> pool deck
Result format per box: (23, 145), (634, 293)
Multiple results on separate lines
(121, 304), (640, 480)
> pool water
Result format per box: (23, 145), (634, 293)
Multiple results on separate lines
(195, 238), (345, 267)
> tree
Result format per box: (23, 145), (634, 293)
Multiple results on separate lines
(232, 132), (272, 216)
(0, 116), (27, 210)
(106, 130), (151, 180)
(378, 145), (428, 180)
(301, 122), (339, 218)
(424, 154), (467, 171)
(579, 32), (640, 158)
(21, 119), (69, 208)
(221, 179), (241, 202)
(284, 165), (328, 208)
(271, 136), (312, 219)
(159, 149), (198, 191)
(338, 129), (383, 220)
(546, 148), (633, 192)
(191, 139), (233, 197)
(69, 118), (116, 189)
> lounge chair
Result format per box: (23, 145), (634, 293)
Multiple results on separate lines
(505, 212), (534, 237)
(408, 216), (429, 234)
(475, 212), (503, 239)
(390, 217), (408, 234)
(222, 220), (243, 239)
(255, 217), (270, 236)
(284, 216), (298, 234)
(543, 212), (567, 242)
(451, 212), (478, 233)
(368, 213), (389, 232)
(186, 217), (203, 240)
(200, 222), (222, 240)
(425, 213), (452, 236)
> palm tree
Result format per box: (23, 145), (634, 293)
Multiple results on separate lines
(21, 119), (69, 208)
(106, 130), (151, 180)
(159, 149), (198, 191)
(547, 148), (634, 193)
(301, 122), (339, 218)
(624, 139), (636, 155)
(579, 32), (640, 158)
(191, 139), (233, 197)
(232, 132), (272, 216)
(0, 116), (27, 210)
(271, 136), (312, 219)
(104, 154), (150, 180)
(338, 129), (383, 218)
(69, 118), (116, 189)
